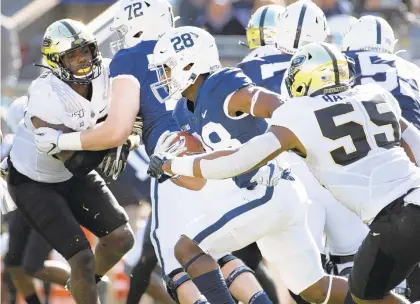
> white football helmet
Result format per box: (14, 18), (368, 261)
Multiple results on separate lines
(342, 15), (397, 54)
(149, 26), (221, 103)
(276, 0), (329, 54)
(326, 14), (357, 49)
(110, 0), (175, 54)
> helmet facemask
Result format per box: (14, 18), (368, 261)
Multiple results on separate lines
(56, 41), (102, 84)
(150, 57), (198, 103)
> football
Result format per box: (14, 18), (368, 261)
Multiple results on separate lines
(170, 131), (205, 156)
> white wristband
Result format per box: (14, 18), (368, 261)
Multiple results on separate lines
(58, 132), (83, 151)
(170, 156), (195, 177)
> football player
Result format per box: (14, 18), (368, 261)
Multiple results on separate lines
(239, 0), (368, 284)
(1, 96), (71, 304)
(7, 19), (135, 303)
(148, 26), (351, 304)
(33, 1), (271, 303)
(152, 40), (420, 304)
(343, 15), (420, 130)
(342, 14), (420, 300)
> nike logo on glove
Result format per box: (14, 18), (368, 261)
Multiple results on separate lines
(47, 143), (57, 154)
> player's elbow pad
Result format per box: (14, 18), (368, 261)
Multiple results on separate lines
(200, 132), (281, 179)
(402, 122), (420, 166)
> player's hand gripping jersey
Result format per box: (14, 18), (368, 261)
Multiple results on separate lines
(10, 61), (111, 183)
(172, 68), (268, 189)
(346, 51), (420, 129)
(110, 40), (179, 156)
(272, 83), (420, 223)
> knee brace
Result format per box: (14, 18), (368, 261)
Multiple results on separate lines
(182, 252), (207, 272)
(217, 254), (237, 268)
(225, 265), (255, 288)
(166, 268), (191, 303)
(326, 254), (354, 277)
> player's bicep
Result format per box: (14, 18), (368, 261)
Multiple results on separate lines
(230, 86), (287, 118)
(107, 77), (140, 136)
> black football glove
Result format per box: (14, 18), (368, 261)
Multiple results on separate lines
(100, 143), (130, 180)
(147, 153), (177, 183)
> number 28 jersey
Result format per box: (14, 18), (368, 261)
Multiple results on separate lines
(272, 83), (420, 223)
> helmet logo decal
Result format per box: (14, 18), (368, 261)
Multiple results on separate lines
(291, 55), (306, 67)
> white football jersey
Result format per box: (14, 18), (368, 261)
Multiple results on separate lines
(10, 59), (111, 183)
(272, 83), (420, 223)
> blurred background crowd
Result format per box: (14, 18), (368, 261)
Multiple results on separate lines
(1, 0), (419, 303)
(1, 0), (420, 96)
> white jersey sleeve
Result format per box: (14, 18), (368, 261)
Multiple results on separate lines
(270, 97), (314, 148)
(6, 95), (28, 133)
(26, 75), (66, 125)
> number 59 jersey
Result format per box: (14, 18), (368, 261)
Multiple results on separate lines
(272, 83), (420, 223)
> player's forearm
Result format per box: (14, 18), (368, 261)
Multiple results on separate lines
(58, 122), (130, 151)
(166, 132), (282, 179)
(172, 176), (207, 191)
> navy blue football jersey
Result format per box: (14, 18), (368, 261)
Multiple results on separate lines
(110, 40), (179, 156)
(175, 67), (268, 189)
(173, 98), (198, 134)
(237, 54), (292, 94)
(346, 50), (420, 129)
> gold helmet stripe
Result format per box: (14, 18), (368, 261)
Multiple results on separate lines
(293, 3), (307, 49)
(60, 20), (81, 41)
(259, 6), (269, 46)
(320, 43), (340, 86)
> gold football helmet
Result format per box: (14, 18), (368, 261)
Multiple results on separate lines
(285, 42), (350, 97)
(246, 4), (285, 50)
(41, 19), (102, 84)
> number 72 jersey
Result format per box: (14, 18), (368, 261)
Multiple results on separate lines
(271, 83), (420, 223)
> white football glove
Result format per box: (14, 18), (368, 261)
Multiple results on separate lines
(251, 163), (284, 187)
(34, 127), (62, 155)
(154, 130), (187, 156)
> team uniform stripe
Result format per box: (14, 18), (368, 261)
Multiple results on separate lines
(293, 4), (307, 49)
(259, 6), (269, 46)
(60, 20), (80, 40)
(375, 19), (382, 44)
(321, 44), (340, 85)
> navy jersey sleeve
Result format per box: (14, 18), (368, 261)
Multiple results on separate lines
(172, 98), (197, 134)
(200, 68), (254, 108)
(237, 59), (263, 84)
(109, 50), (145, 87)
